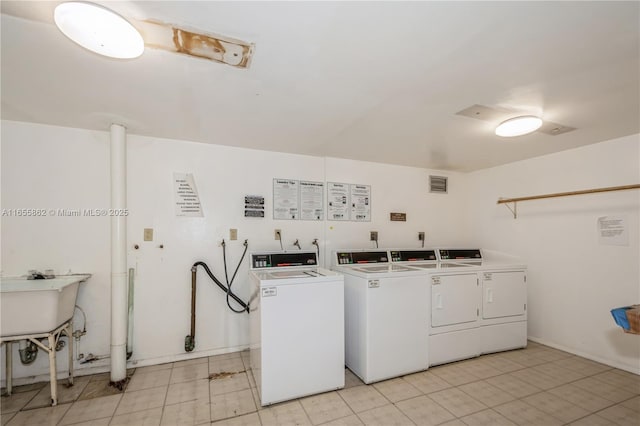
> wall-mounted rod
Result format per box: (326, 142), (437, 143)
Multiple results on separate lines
(498, 184), (640, 204)
(498, 184), (640, 219)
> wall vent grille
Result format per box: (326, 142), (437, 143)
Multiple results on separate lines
(430, 175), (448, 194)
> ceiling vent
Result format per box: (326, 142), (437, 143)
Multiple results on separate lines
(429, 175), (448, 194)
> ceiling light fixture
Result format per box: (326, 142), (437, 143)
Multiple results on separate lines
(54, 2), (144, 59)
(495, 115), (543, 137)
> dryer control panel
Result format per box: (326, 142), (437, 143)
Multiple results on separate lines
(438, 249), (482, 261)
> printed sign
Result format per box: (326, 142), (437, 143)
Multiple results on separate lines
(598, 215), (628, 246)
(390, 212), (406, 222)
(262, 287), (277, 297)
(245, 195), (265, 218)
(327, 182), (350, 221)
(351, 184), (371, 222)
(300, 181), (324, 221)
(273, 179), (299, 220)
(174, 172), (203, 217)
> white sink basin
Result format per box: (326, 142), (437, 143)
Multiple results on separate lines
(1, 275), (90, 337)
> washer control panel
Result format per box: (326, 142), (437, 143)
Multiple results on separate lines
(336, 251), (389, 265)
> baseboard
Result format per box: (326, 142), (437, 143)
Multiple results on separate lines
(528, 336), (640, 375)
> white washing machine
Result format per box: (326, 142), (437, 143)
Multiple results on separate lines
(249, 251), (344, 406)
(390, 249), (480, 366)
(333, 250), (429, 384)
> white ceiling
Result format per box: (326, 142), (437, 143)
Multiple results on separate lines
(2, 1), (639, 172)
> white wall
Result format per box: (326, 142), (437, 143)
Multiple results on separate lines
(466, 134), (640, 373)
(3, 119), (637, 383)
(1, 120), (468, 383)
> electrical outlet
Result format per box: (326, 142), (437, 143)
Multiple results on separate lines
(143, 228), (153, 241)
(370, 231), (378, 241)
(418, 232), (425, 241)
(230, 229), (238, 241)
(274, 229), (282, 240)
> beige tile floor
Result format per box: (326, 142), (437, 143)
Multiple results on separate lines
(1, 341), (638, 425)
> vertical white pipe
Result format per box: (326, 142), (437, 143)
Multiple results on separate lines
(110, 124), (127, 383)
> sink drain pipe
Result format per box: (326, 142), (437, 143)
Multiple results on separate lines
(126, 267), (135, 360)
(110, 123), (128, 386)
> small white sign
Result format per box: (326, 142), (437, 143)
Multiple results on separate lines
(368, 280), (380, 288)
(174, 172), (203, 217)
(483, 273), (493, 281)
(432, 276), (441, 285)
(598, 215), (628, 246)
(262, 287), (277, 297)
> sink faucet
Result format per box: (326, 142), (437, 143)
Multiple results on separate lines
(27, 270), (54, 280)
(27, 270), (45, 280)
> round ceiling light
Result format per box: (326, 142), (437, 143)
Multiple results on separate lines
(54, 2), (144, 59)
(495, 115), (543, 137)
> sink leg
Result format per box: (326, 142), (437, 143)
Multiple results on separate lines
(48, 334), (58, 406)
(5, 342), (12, 396)
(67, 322), (74, 386)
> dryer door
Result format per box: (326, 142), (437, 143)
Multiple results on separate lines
(431, 273), (478, 327)
(482, 271), (526, 319)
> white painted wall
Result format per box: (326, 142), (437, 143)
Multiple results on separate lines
(3, 119), (637, 383)
(1, 120), (468, 383)
(466, 134), (640, 373)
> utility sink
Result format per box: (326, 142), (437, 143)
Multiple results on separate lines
(1, 275), (91, 338)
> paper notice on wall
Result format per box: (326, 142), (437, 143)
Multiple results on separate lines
(327, 182), (350, 221)
(598, 215), (628, 246)
(300, 181), (324, 220)
(244, 195), (265, 218)
(273, 179), (299, 219)
(350, 184), (371, 222)
(174, 172), (203, 217)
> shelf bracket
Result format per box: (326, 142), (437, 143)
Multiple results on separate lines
(502, 200), (517, 219)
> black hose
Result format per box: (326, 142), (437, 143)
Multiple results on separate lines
(222, 240), (249, 313)
(221, 239), (230, 286)
(229, 240), (248, 287)
(192, 261), (249, 313)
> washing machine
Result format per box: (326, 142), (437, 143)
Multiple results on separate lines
(332, 250), (429, 384)
(440, 249), (527, 354)
(249, 251), (344, 406)
(390, 249), (480, 366)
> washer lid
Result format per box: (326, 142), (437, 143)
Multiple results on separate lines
(354, 264), (413, 273)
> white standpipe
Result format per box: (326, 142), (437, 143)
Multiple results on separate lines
(110, 124), (128, 383)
